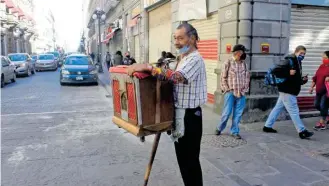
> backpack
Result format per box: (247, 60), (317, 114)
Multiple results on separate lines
(264, 59), (294, 86)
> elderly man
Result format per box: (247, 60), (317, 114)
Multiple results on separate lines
(216, 44), (250, 139)
(127, 23), (207, 186)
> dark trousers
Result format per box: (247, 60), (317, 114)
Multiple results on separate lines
(174, 107), (203, 186)
(315, 93), (329, 119)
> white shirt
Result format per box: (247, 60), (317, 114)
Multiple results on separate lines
(174, 50), (207, 108)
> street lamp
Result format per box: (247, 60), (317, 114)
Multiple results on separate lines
(92, 7), (106, 73)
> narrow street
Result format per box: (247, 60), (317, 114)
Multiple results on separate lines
(2, 71), (329, 186)
(0, 71), (182, 186)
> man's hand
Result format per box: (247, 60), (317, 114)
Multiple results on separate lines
(303, 75), (308, 81)
(325, 77), (329, 82)
(309, 87), (314, 94)
(290, 70), (296, 76)
(126, 64), (149, 76)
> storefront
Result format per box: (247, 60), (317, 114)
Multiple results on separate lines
(147, 1), (172, 63)
(188, 7), (218, 103)
(290, 1), (329, 111)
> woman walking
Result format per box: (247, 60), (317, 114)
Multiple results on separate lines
(309, 51), (329, 130)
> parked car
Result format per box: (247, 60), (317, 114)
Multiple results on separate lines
(1, 56), (16, 88)
(47, 51), (61, 66)
(35, 54), (57, 71)
(60, 54), (98, 85)
(8, 53), (36, 76)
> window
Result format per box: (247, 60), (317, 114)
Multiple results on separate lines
(64, 56), (92, 65)
(1, 57), (9, 67)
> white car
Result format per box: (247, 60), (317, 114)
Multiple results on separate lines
(1, 56), (16, 88)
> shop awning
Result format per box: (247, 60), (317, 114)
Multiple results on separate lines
(4, 0), (15, 8)
(17, 7), (25, 17)
(1, 0), (6, 3)
(11, 7), (19, 13)
(103, 28), (118, 41)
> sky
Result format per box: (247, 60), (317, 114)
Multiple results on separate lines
(34, 0), (88, 52)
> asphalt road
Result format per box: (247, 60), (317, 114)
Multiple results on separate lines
(1, 70), (183, 186)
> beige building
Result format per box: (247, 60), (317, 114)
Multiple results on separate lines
(85, 0), (329, 122)
(0, 0), (36, 55)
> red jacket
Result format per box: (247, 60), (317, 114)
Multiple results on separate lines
(312, 64), (329, 94)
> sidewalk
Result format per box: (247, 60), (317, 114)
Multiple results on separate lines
(98, 72), (329, 186)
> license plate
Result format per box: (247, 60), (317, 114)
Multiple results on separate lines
(76, 76), (83, 80)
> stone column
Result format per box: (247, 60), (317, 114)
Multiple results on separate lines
(214, 0), (291, 123)
(140, 0), (148, 64)
(171, 0), (180, 54)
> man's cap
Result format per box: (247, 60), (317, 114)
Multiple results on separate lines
(232, 44), (249, 52)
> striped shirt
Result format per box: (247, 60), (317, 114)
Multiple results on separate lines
(151, 50), (207, 108)
(220, 57), (250, 97)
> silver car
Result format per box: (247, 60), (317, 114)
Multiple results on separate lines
(35, 54), (58, 71)
(1, 56), (16, 88)
(8, 53), (36, 76)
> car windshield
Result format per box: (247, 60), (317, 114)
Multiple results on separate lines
(39, 55), (54, 60)
(47, 52), (59, 58)
(8, 54), (27, 62)
(64, 56), (92, 65)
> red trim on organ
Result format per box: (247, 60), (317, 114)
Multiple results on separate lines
(112, 80), (122, 116)
(126, 82), (137, 123)
(198, 40), (218, 60)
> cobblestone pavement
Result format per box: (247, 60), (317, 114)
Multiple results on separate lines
(1, 70), (329, 186)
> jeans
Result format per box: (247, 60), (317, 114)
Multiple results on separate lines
(265, 92), (306, 132)
(217, 92), (246, 135)
(175, 107), (203, 186)
(314, 93), (329, 120)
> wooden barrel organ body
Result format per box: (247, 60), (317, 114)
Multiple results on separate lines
(110, 66), (174, 137)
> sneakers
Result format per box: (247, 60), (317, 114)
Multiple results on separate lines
(299, 130), (314, 139)
(263, 126), (278, 133)
(215, 129), (221, 136)
(231, 133), (242, 139)
(314, 122), (326, 130)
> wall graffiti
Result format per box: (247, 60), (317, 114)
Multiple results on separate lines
(250, 79), (278, 95)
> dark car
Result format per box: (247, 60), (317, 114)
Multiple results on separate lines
(60, 54), (98, 85)
(8, 53), (36, 76)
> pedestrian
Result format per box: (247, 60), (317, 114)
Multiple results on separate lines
(263, 45), (314, 139)
(156, 51), (166, 67)
(127, 23), (207, 186)
(215, 44), (250, 139)
(105, 51), (112, 69)
(123, 51), (136, 65)
(90, 52), (95, 62)
(309, 51), (329, 130)
(113, 51), (123, 66)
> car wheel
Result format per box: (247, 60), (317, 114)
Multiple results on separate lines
(27, 68), (31, 77)
(1, 75), (5, 88)
(60, 82), (65, 86)
(11, 72), (16, 83)
(94, 81), (99, 86)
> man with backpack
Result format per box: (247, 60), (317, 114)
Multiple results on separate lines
(263, 45), (314, 139)
(215, 44), (250, 139)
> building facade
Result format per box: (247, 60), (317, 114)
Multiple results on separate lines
(0, 0), (36, 55)
(85, 0), (329, 122)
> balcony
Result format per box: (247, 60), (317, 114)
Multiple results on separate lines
(0, 10), (7, 21)
(18, 21), (28, 30)
(6, 14), (18, 25)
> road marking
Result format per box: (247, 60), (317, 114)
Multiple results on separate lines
(1, 109), (112, 117)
